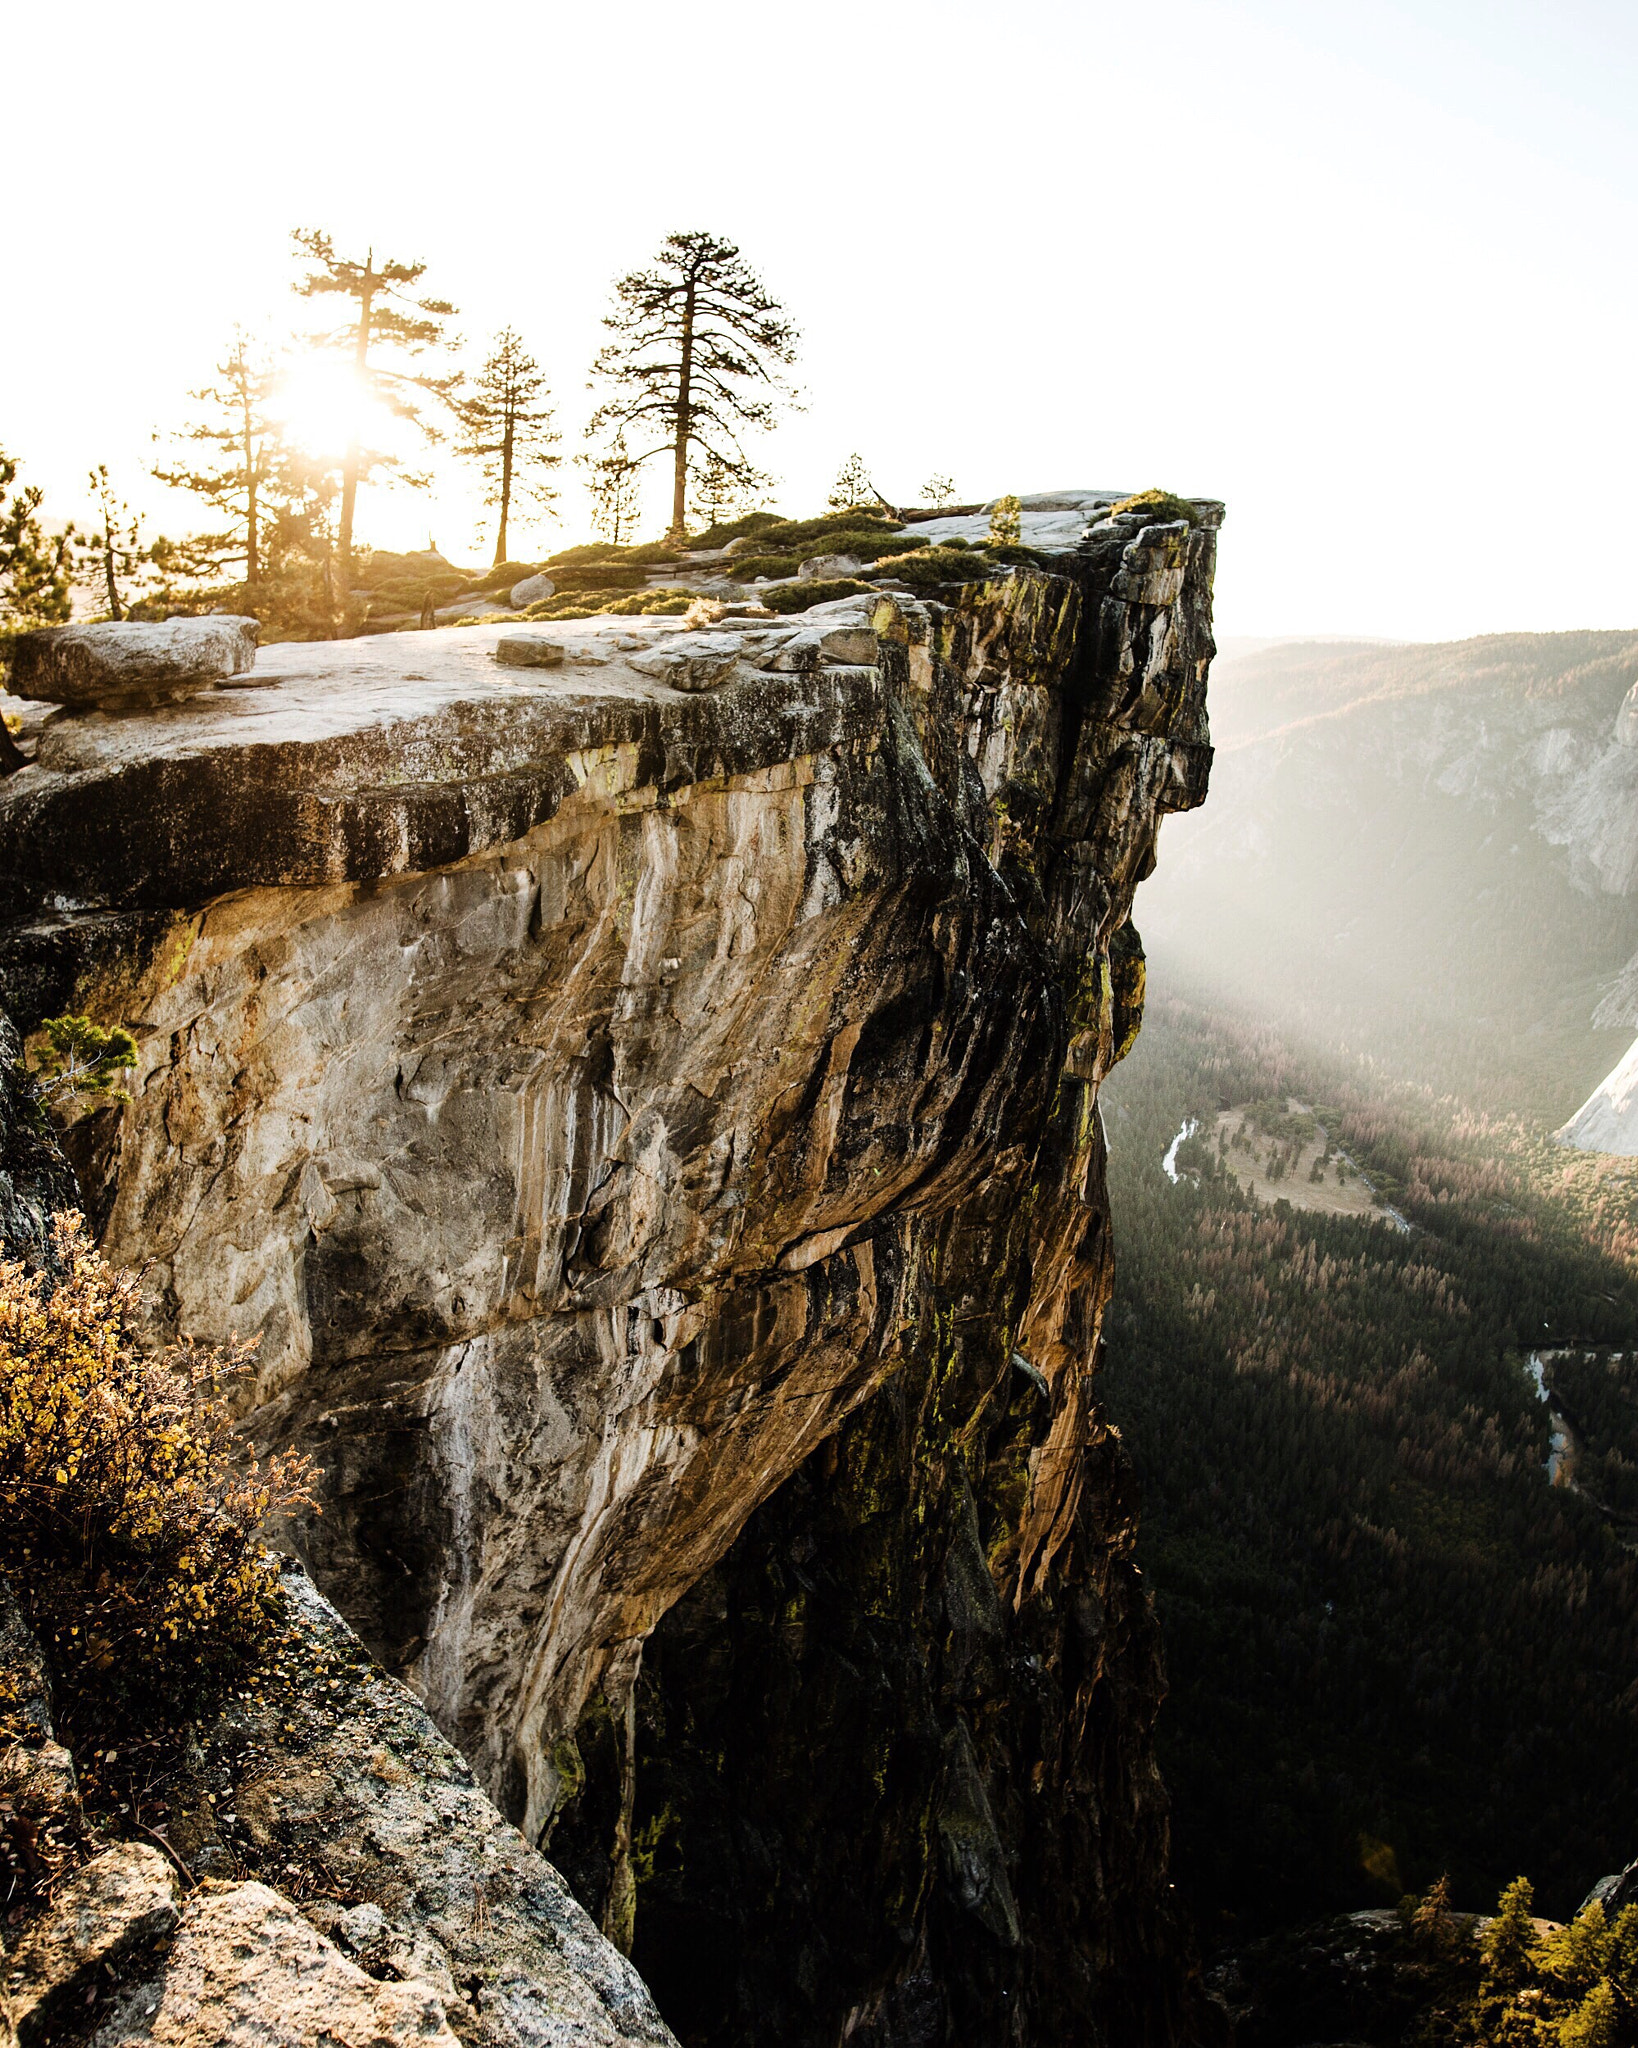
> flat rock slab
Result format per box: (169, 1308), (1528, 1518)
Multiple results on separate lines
(10, 619), (260, 711)
(0, 615), (893, 911)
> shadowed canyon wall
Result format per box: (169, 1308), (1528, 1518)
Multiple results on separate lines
(0, 500), (1219, 2044)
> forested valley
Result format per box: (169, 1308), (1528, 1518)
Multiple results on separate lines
(1099, 978), (1638, 1943)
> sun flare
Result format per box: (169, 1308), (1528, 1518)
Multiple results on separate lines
(270, 358), (387, 459)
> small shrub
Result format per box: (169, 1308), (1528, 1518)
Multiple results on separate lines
(1106, 487), (1198, 528)
(762, 579), (872, 613)
(727, 555), (802, 583)
(876, 548), (990, 590)
(802, 531), (925, 566)
(355, 549), (469, 592)
(988, 494), (1022, 546)
(687, 510), (785, 550)
(548, 561), (649, 593)
(725, 509), (895, 559)
(25, 1015), (137, 1112)
(982, 542), (1060, 570)
(596, 589), (695, 616)
(543, 541), (630, 568)
(620, 542), (680, 567)
(466, 560), (542, 595)
(0, 1216), (313, 1727)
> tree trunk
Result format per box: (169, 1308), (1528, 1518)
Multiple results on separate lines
(102, 534), (123, 621)
(339, 273), (375, 593)
(242, 381), (259, 584)
(670, 280), (696, 538)
(495, 411), (514, 567)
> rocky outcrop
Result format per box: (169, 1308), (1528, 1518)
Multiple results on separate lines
(0, 500), (1220, 2044)
(9, 618), (260, 711)
(0, 1563), (674, 2048)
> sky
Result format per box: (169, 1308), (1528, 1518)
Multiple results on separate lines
(6, 0), (1637, 642)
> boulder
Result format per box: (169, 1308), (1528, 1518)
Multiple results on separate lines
(799, 552), (865, 580)
(3, 1844), (179, 2046)
(495, 635), (566, 670)
(93, 1883), (460, 2048)
(627, 633), (746, 692)
(509, 574), (555, 609)
(9, 619), (259, 712)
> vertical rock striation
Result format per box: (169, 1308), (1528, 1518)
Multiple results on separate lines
(0, 496), (1219, 2043)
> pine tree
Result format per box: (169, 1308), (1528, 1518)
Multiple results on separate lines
(921, 472), (959, 510)
(989, 494), (1023, 546)
(152, 330), (279, 583)
(579, 429), (644, 545)
(1, 449), (73, 637)
(828, 454), (874, 512)
(76, 466), (184, 621)
(690, 449), (763, 535)
(289, 230), (458, 579)
(1481, 1877), (1538, 1986)
(455, 329), (560, 566)
(588, 231), (797, 539)
(1560, 1980), (1619, 2048)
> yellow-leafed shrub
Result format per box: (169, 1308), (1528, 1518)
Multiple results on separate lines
(0, 1214), (313, 1720)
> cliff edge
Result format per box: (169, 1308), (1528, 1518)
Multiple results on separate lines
(0, 494), (1220, 2045)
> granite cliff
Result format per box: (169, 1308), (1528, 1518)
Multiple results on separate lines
(0, 493), (1220, 2045)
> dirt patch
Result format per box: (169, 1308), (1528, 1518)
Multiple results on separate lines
(1211, 1098), (1393, 1222)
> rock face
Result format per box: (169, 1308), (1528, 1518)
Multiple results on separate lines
(0, 1564), (674, 2048)
(0, 504), (1220, 2045)
(0, 1008), (76, 1267)
(8, 618), (260, 711)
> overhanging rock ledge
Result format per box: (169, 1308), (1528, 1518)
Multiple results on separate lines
(0, 495), (1220, 2047)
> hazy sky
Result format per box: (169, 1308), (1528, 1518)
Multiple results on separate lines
(8, 0), (1636, 640)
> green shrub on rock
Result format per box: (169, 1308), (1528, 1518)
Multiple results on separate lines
(0, 1215), (313, 1729)
(543, 542), (629, 569)
(466, 560), (541, 595)
(762, 579), (872, 613)
(875, 548), (990, 590)
(547, 561), (649, 593)
(725, 509), (895, 559)
(687, 510), (785, 550)
(596, 588), (695, 616)
(1106, 487), (1199, 527)
(727, 555), (802, 583)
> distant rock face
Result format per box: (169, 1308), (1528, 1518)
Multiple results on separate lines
(9, 617), (259, 710)
(0, 505), (1221, 2046)
(1133, 629), (1638, 1133)
(1556, 1036), (1638, 1153)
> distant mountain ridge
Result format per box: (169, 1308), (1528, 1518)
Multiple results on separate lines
(1140, 629), (1638, 1124)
